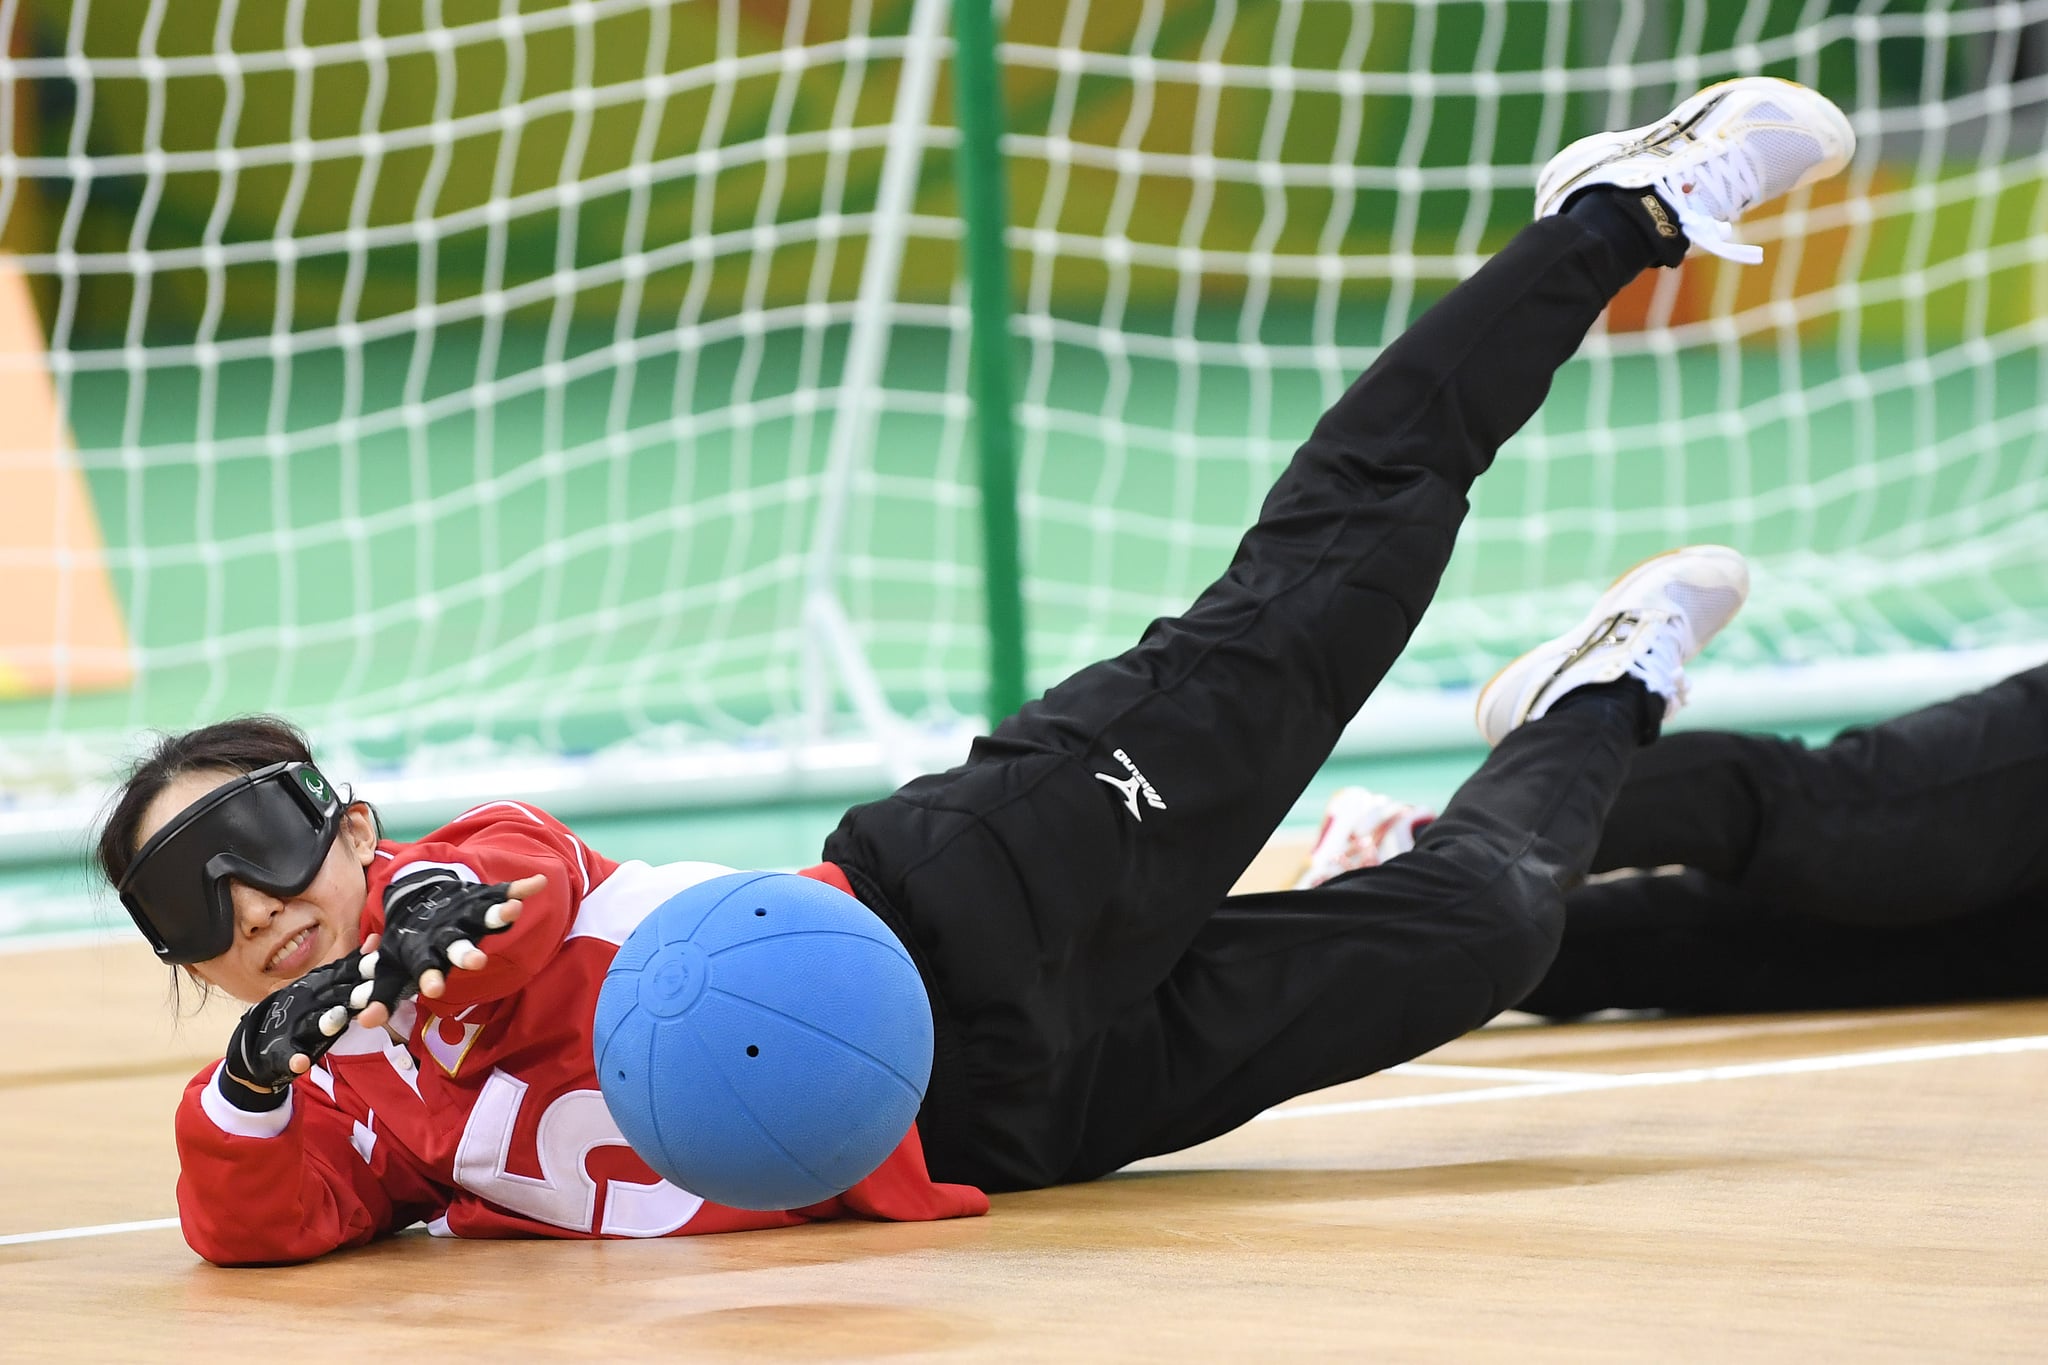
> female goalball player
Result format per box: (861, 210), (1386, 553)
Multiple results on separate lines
(100, 79), (1853, 1265)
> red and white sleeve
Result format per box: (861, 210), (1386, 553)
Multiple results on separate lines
(172, 1062), (444, 1266)
(370, 803), (605, 1013)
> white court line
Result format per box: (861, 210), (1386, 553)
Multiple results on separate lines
(0, 1217), (180, 1247)
(7, 1033), (2046, 1248)
(1392, 1062), (1598, 1084)
(1261, 1032), (2048, 1122)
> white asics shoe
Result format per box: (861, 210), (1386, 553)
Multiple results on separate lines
(1475, 546), (1751, 747)
(1292, 786), (1437, 890)
(1534, 77), (1856, 263)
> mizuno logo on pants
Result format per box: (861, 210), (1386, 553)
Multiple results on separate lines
(1095, 747), (1167, 821)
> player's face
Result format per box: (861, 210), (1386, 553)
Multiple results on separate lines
(135, 769), (378, 1004)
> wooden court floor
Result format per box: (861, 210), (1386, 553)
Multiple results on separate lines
(5, 867), (2046, 1360)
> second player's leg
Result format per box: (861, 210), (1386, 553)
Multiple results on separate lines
(1005, 214), (1651, 903)
(951, 527), (1759, 1184)
(826, 212), (1660, 1186)
(1593, 662), (2048, 926)
(1519, 869), (2048, 1018)
(989, 689), (1647, 1186)
(828, 210), (1659, 1029)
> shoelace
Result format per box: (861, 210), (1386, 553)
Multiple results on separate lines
(1623, 612), (1692, 713)
(1655, 147), (1766, 265)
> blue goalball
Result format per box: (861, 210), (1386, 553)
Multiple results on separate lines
(592, 870), (935, 1211)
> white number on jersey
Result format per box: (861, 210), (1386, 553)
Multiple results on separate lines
(452, 1069), (705, 1237)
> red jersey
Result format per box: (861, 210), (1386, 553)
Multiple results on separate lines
(173, 801), (987, 1266)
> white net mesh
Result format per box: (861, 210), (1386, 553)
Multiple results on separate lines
(990, 0), (2048, 704)
(0, 0), (2043, 848)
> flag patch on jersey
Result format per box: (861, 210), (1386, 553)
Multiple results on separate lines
(422, 1014), (485, 1077)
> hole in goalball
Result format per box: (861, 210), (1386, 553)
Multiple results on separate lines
(746, 1045), (759, 1057)
(754, 908), (766, 916)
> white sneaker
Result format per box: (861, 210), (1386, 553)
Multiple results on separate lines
(1534, 77), (1856, 264)
(1475, 546), (1750, 747)
(1292, 786), (1437, 890)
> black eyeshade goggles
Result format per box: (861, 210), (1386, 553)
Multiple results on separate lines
(117, 761), (344, 964)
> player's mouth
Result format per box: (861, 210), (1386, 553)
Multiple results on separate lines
(264, 924), (319, 976)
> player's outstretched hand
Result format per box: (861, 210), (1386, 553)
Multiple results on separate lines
(220, 947), (375, 1107)
(354, 872), (543, 1026)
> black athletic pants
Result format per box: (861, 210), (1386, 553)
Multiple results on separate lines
(826, 214), (1654, 1192)
(1520, 662), (2048, 1018)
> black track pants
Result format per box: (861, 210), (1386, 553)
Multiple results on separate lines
(1521, 662), (2048, 1018)
(825, 215), (1652, 1190)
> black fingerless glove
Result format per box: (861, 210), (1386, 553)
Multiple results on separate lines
(219, 949), (370, 1111)
(364, 871), (518, 1012)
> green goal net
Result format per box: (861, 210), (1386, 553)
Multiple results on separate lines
(0, 0), (2043, 858)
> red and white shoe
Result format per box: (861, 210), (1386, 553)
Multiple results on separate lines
(1292, 786), (1437, 890)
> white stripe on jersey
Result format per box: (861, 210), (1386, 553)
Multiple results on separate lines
(198, 1063), (294, 1140)
(326, 1019), (398, 1056)
(567, 859), (739, 947)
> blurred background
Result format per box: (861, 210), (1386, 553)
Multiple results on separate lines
(1, 0), (2043, 939)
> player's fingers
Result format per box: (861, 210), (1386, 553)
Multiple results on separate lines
(359, 932), (381, 955)
(483, 899), (519, 932)
(355, 1000), (392, 1031)
(446, 938), (486, 970)
(289, 1053), (312, 1075)
(363, 955), (412, 1012)
(507, 874), (547, 900)
(419, 968), (446, 998)
(318, 1005), (349, 1037)
(358, 947), (398, 1005)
